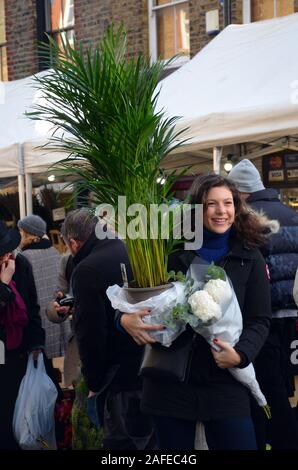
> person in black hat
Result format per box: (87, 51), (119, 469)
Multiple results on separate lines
(0, 221), (45, 449)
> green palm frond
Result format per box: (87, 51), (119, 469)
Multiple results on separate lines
(28, 26), (188, 287)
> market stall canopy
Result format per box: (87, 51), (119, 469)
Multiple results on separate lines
(157, 13), (298, 153)
(0, 70), (69, 176)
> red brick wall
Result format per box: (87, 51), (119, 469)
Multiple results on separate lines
(4, 0), (149, 81)
(74, 0), (149, 57)
(189, 0), (242, 57)
(10, 0), (298, 81)
(5, 0), (39, 80)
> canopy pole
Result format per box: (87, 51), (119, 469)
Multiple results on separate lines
(25, 173), (33, 216)
(213, 146), (222, 174)
(18, 144), (26, 219)
(18, 175), (26, 219)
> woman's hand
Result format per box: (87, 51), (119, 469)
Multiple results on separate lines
(0, 259), (15, 285)
(120, 309), (165, 345)
(211, 338), (241, 368)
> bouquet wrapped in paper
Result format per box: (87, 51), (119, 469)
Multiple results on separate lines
(106, 281), (187, 347)
(172, 261), (270, 414)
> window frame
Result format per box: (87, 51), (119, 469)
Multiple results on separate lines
(242, 0), (252, 23)
(44, 0), (75, 46)
(0, 43), (7, 80)
(244, 0), (295, 23)
(148, 0), (190, 66)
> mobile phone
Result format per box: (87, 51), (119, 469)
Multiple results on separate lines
(58, 296), (74, 309)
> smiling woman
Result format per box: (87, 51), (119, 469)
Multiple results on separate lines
(120, 173), (273, 450)
(203, 186), (235, 234)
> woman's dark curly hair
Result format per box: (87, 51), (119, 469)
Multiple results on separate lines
(188, 173), (267, 248)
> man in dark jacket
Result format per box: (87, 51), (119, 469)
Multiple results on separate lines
(60, 209), (154, 449)
(228, 159), (298, 450)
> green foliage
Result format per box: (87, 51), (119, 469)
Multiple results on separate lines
(205, 262), (226, 281)
(71, 376), (103, 450)
(167, 270), (187, 283)
(28, 26), (187, 288)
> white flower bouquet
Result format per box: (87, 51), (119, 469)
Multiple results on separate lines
(169, 261), (270, 416)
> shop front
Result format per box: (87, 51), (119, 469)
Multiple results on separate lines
(262, 152), (298, 211)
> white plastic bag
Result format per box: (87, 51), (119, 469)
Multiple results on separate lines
(106, 282), (187, 347)
(13, 353), (58, 450)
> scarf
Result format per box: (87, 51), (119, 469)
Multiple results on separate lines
(196, 227), (231, 263)
(0, 280), (28, 350)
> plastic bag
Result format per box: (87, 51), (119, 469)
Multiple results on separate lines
(13, 353), (58, 450)
(106, 282), (187, 347)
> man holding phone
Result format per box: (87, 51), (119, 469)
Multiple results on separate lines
(59, 209), (154, 450)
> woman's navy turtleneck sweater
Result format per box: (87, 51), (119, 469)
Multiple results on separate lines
(196, 227), (231, 263)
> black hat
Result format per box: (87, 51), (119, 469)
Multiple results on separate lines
(0, 221), (21, 256)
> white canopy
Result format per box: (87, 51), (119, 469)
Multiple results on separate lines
(0, 71), (70, 216)
(157, 13), (298, 152)
(0, 70), (68, 177)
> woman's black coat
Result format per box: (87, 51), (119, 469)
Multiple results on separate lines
(141, 235), (271, 422)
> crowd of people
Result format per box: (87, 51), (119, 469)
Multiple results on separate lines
(0, 160), (297, 450)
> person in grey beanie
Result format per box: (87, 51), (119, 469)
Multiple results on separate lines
(228, 159), (298, 450)
(17, 215), (47, 240)
(18, 215), (71, 359)
(227, 159), (265, 194)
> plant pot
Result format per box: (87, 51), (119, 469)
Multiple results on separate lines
(123, 283), (173, 304)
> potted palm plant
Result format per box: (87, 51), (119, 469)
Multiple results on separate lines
(28, 26), (186, 298)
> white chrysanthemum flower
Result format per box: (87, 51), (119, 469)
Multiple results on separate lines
(204, 279), (232, 306)
(188, 290), (221, 322)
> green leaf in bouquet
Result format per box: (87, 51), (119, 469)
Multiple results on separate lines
(167, 271), (187, 283)
(171, 303), (189, 321)
(205, 262), (225, 281)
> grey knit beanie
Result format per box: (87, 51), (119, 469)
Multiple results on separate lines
(227, 159), (265, 193)
(18, 215), (47, 237)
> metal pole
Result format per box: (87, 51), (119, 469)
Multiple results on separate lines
(25, 173), (33, 215)
(213, 146), (222, 174)
(17, 144), (26, 218)
(18, 175), (26, 219)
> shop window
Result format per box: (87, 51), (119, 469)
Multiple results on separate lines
(251, 0), (294, 22)
(45, 0), (75, 49)
(149, 0), (190, 64)
(0, 0), (7, 81)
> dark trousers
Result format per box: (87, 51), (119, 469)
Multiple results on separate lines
(152, 415), (257, 450)
(0, 351), (27, 450)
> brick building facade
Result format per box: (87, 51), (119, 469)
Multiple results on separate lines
(1, 1), (298, 81)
